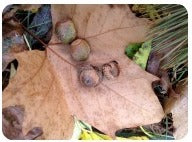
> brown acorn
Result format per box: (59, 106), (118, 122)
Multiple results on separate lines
(79, 64), (102, 87)
(55, 20), (76, 44)
(102, 61), (120, 80)
(70, 39), (91, 61)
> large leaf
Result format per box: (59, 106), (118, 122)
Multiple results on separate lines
(3, 4), (164, 139)
(3, 51), (74, 139)
(171, 88), (187, 139)
(48, 4), (164, 137)
(164, 84), (188, 139)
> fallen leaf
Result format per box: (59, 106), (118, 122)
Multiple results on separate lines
(3, 29), (26, 71)
(3, 8), (27, 72)
(146, 52), (162, 76)
(3, 51), (74, 139)
(2, 105), (24, 139)
(2, 105), (43, 140)
(3, 4), (164, 139)
(26, 4), (52, 46)
(23, 127), (43, 140)
(172, 89), (187, 139)
(133, 40), (152, 69)
(48, 4), (164, 137)
(73, 118), (148, 140)
(164, 84), (187, 139)
(116, 135), (149, 140)
(125, 42), (142, 59)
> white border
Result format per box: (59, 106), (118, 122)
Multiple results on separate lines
(0, 0), (191, 142)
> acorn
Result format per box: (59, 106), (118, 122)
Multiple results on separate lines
(79, 64), (102, 87)
(102, 61), (120, 80)
(70, 39), (91, 61)
(55, 20), (76, 44)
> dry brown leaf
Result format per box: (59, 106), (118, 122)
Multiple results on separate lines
(3, 7), (26, 72)
(146, 52), (162, 76)
(48, 4), (164, 137)
(3, 51), (74, 139)
(2, 105), (43, 140)
(3, 29), (26, 71)
(172, 88), (187, 139)
(165, 84), (188, 139)
(3, 4), (164, 139)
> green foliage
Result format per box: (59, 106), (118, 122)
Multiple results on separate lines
(131, 4), (166, 21)
(133, 40), (152, 69)
(131, 4), (188, 81)
(125, 43), (142, 59)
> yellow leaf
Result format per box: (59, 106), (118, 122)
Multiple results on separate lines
(80, 129), (112, 140)
(89, 132), (104, 140)
(94, 132), (112, 140)
(116, 136), (149, 140)
(128, 136), (149, 140)
(80, 130), (92, 140)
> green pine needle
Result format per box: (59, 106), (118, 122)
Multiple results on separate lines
(148, 4), (188, 81)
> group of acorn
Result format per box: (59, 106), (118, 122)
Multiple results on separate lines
(55, 19), (119, 87)
(55, 20), (90, 61)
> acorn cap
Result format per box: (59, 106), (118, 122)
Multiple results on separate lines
(79, 64), (102, 87)
(102, 61), (120, 80)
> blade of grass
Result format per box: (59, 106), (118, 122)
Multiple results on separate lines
(160, 39), (187, 61)
(28, 20), (51, 29)
(27, 11), (30, 27)
(152, 27), (187, 48)
(23, 34), (32, 50)
(20, 11), (32, 23)
(153, 35), (187, 52)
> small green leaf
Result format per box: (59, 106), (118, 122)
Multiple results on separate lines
(125, 43), (142, 59)
(133, 40), (152, 69)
